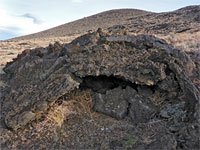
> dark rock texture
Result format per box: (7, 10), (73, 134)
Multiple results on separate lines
(0, 29), (199, 134)
(124, 5), (200, 34)
(94, 87), (129, 120)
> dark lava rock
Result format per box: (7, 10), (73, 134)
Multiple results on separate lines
(128, 93), (156, 123)
(160, 102), (186, 121)
(93, 87), (128, 120)
(0, 29), (199, 131)
(176, 123), (200, 149)
(125, 5), (200, 35)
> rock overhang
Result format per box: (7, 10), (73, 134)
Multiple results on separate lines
(1, 29), (199, 130)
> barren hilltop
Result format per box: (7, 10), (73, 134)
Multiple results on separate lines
(0, 5), (200, 150)
(14, 9), (151, 40)
(12, 5), (200, 40)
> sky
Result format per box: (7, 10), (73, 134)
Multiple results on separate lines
(0, 0), (199, 40)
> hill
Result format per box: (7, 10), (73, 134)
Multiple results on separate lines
(14, 9), (151, 40)
(11, 5), (200, 41)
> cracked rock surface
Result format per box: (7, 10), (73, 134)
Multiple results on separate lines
(0, 29), (199, 149)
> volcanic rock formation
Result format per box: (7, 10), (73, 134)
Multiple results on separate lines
(0, 29), (199, 133)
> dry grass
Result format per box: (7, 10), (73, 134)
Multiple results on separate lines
(157, 31), (200, 52)
(64, 90), (94, 120)
(46, 100), (76, 127)
(34, 90), (94, 129)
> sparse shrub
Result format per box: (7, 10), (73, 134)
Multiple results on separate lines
(124, 135), (138, 147)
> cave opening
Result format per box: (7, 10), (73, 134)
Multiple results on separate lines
(56, 74), (194, 125)
(79, 75), (140, 93)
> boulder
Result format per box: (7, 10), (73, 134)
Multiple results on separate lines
(93, 87), (128, 120)
(0, 29), (199, 130)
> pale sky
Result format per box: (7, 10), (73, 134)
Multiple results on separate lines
(0, 0), (199, 40)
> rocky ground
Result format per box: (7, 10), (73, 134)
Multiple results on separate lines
(0, 5), (200, 150)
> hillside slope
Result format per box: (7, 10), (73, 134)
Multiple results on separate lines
(13, 5), (200, 41)
(122, 5), (200, 34)
(14, 9), (151, 40)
